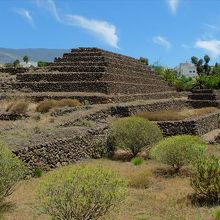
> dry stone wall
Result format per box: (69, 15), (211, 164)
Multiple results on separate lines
(156, 112), (220, 136)
(13, 126), (107, 173)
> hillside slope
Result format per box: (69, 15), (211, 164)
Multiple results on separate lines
(0, 48), (69, 63)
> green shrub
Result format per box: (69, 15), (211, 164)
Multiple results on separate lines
(37, 61), (49, 67)
(131, 157), (144, 166)
(33, 167), (43, 178)
(0, 141), (26, 218)
(191, 156), (220, 203)
(36, 166), (127, 220)
(128, 170), (152, 189)
(92, 137), (108, 157)
(213, 209), (220, 220)
(174, 76), (195, 91)
(150, 135), (205, 173)
(107, 116), (163, 157)
(196, 74), (220, 89)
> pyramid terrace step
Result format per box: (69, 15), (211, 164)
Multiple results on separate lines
(186, 100), (220, 108)
(46, 66), (107, 72)
(55, 56), (105, 62)
(57, 53), (148, 67)
(63, 51), (102, 58)
(71, 47), (143, 64)
(63, 49), (147, 66)
(192, 89), (214, 93)
(50, 61), (108, 67)
(16, 72), (169, 86)
(188, 93), (220, 100)
(50, 61), (151, 73)
(107, 66), (161, 78)
(14, 81), (174, 94)
(6, 91), (180, 104)
(43, 65), (158, 78)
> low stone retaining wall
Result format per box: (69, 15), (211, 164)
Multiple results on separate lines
(111, 99), (188, 117)
(0, 67), (29, 74)
(13, 130), (105, 172)
(111, 100), (220, 136)
(156, 111), (220, 136)
(0, 112), (28, 120)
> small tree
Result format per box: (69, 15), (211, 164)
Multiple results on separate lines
(191, 56), (199, 65)
(150, 135), (205, 173)
(13, 59), (20, 68)
(36, 166), (127, 220)
(0, 141), (26, 218)
(23, 55), (29, 64)
(191, 56), (204, 75)
(191, 55), (211, 75)
(204, 55), (211, 75)
(139, 57), (149, 65)
(107, 116), (163, 157)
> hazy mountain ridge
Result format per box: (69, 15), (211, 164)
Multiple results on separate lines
(0, 48), (69, 64)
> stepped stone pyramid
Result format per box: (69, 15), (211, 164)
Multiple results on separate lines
(188, 89), (220, 107)
(15, 47), (180, 103)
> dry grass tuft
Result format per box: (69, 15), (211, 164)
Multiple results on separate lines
(137, 107), (217, 121)
(36, 99), (81, 113)
(6, 99), (29, 114)
(128, 170), (152, 189)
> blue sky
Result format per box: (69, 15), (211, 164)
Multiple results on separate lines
(1, 0), (220, 67)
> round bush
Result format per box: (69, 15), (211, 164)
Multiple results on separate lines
(107, 116), (163, 157)
(36, 166), (127, 220)
(191, 156), (220, 204)
(150, 135), (205, 172)
(0, 141), (26, 217)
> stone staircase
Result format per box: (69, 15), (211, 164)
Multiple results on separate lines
(188, 89), (220, 107)
(12, 47), (180, 103)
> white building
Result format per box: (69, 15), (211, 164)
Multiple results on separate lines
(20, 61), (38, 68)
(176, 63), (197, 78)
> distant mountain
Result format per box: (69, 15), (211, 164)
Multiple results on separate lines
(0, 48), (69, 64)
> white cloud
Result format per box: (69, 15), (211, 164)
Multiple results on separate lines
(167, 0), (179, 14)
(204, 23), (218, 31)
(35, 0), (119, 48)
(65, 15), (119, 48)
(36, 0), (61, 22)
(15, 8), (34, 26)
(153, 36), (171, 49)
(195, 39), (220, 57)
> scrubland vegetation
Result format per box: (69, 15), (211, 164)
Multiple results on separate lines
(35, 99), (81, 113)
(137, 107), (217, 121)
(0, 116), (220, 220)
(153, 55), (220, 91)
(4, 98), (82, 114)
